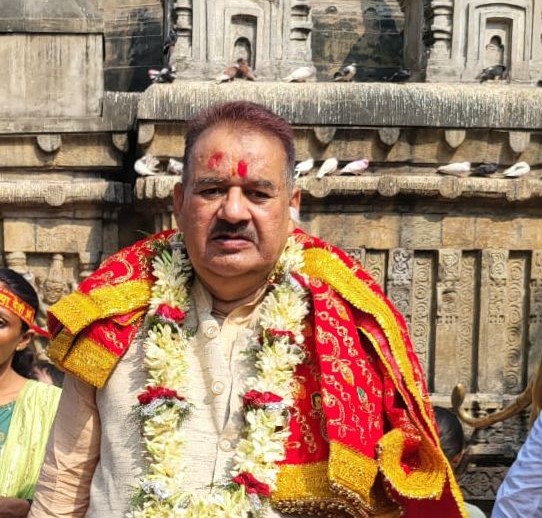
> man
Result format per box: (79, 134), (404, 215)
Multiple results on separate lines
(30, 101), (465, 517)
(491, 410), (542, 518)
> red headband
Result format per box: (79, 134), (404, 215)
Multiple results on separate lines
(0, 286), (50, 338)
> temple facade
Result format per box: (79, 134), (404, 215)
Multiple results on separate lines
(2, 0), (542, 511)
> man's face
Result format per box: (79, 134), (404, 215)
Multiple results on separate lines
(173, 123), (300, 299)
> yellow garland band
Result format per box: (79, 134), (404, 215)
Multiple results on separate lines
(49, 280), (152, 335)
(301, 248), (466, 515)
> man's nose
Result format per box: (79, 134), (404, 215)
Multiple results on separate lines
(218, 187), (250, 222)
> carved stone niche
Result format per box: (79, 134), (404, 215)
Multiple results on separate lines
(169, 0), (313, 79)
(425, 0), (542, 82)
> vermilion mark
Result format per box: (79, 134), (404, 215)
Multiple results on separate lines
(207, 151), (224, 170)
(237, 160), (248, 177)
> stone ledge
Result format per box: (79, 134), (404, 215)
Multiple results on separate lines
(0, 180), (130, 207)
(134, 174), (542, 203)
(138, 81), (542, 130)
(0, 92), (139, 134)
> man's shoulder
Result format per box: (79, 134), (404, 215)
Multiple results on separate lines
(79, 230), (175, 294)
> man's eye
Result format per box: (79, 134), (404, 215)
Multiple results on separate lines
(199, 188), (224, 197)
(247, 191), (271, 200)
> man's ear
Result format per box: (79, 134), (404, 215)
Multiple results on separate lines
(288, 188), (302, 231)
(173, 182), (184, 231)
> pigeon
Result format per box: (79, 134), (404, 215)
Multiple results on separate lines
(316, 157), (338, 179)
(437, 161), (471, 176)
(135, 155), (160, 176)
(339, 158), (370, 175)
(333, 63), (356, 82)
(162, 29), (177, 59)
(294, 158), (314, 179)
(148, 66), (176, 83)
(283, 66), (317, 82)
(237, 58), (257, 81)
(477, 65), (508, 82)
(385, 69), (411, 83)
(503, 161), (530, 178)
(216, 64), (240, 83)
(470, 163), (498, 177)
(167, 158), (184, 175)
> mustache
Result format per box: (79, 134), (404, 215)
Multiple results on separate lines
(210, 221), (257, 242)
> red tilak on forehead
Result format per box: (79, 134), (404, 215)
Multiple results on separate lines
(237, 160), (248, 178)
(207, 151), (224, 170)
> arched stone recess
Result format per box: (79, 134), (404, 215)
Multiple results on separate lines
(426, 0), (542, 82)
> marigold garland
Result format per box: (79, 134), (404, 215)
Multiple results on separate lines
(128, 233), (309, 517)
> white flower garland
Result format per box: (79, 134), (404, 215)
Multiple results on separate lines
(128, 233), (309, 517)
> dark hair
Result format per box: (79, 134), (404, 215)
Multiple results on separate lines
(434, 406), (465, 462)
(0, 268), (40, 377)
(32, 359), (65, 388)
(182, 101), (296, 190)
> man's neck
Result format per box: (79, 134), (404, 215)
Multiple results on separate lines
(211, 283), (268, 318)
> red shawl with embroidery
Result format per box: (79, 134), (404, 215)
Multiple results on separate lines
(48, 229), (465, 517)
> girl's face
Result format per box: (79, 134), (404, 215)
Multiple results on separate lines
(0, 286), (33, 369)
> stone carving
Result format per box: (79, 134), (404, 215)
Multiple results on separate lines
(411, 254), (433, 376)
(504, 256), (527, 394)
(478, 250), (508, 393)
(363, 251), (387, 290)
(36, 255), (71, 334)
(529, 251), (542, 380)
(457, 253), (477, 389)
(435, 250), (463, 392)
(387, 249), (413, 322)
(426, 0), (542, 82)
(460, 466), (509, 500)
(170, 0), (313, 79)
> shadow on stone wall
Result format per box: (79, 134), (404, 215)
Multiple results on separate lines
(104, 5), (163, 92)
(311, 0), (405, 82)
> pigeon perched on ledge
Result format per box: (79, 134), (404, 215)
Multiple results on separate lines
(503, 161), (530, 178)
(437, 161), (471, 176)
(135, 155), (160, 176)
(384, 69), (411, 83)
(294, 158), (314, 179)
(216, 64), (240, 83)
(167, 158), (184, 175)
(283, 66), (317, 82)
(471, 163), (498, 177)
(316, 157), (338, 179)
(339, 158), (370, 175)
(237, 59), (257, 81)
(148, 66), (176, 83)
(477, 65), (508, 82)
(333, 63), (356, 82)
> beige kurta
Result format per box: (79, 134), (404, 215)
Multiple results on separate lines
(30, 280), (306, 517)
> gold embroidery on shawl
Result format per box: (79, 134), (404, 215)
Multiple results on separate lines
(49, 280), (152, 335)
(63, 336), (119, 388)
(377, 428), (446, 499)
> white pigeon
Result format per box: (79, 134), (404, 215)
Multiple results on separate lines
(167, 158), (184, 175)
(503, 161), (530, 178)
(339, 158), (370, 174)
(294, 158), (314, 178)
(283, 66), (317, 82)
(134, 154), (160, 176)
(316, 157), (338, 179)
(437, 161), (471, 176)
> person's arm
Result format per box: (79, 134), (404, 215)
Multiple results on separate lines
(491, 411), (542, 518)
(0, 497), (31, 517)
(28, 374), (100, 518)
